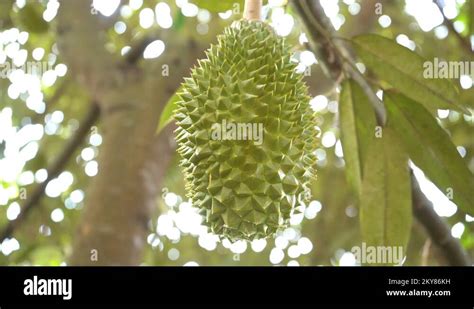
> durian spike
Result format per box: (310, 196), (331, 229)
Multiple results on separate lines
(243, 0), (262, 21)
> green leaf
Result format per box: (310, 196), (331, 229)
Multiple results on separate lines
(339, 79), (376, 197)
(360, 127), (412, 264)
(385, 91), (474, 215)
(17, 3), (49, 34)
(352, 34), (468, 114)
(190, 0), (245, 13)
(156, 88), (181, 134)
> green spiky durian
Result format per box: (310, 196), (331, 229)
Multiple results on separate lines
(174, 20), (318, 241)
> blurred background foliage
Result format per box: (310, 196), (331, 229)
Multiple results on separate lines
(0, 0), (472, 266)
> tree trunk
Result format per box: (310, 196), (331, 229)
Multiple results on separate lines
(68, 89), (172, 265)
(57, 0), (204, 265)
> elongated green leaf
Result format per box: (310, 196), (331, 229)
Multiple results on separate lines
(360, 127), (412, 264)
(339, 79), (376, 196)
(385, 91), (474, 215)
(352, 34), (467, 114)
(156, 88), (181, 134)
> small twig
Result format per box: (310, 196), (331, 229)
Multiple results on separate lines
(244, 0), (262, 21)
(0, 103), (100, 243)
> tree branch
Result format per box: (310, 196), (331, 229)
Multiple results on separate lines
(31, 79), (70, 124)
(434, 0), (472, 55)
(411, 172), (471, 266)
(0, 102), (100, 243)
(292, 1), (342, 81)
(293, 0), (386, 126)
(293, 0), (470, 265)
(125, 36), (156, 65)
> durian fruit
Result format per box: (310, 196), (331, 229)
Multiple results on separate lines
(174, 20), (318, 241)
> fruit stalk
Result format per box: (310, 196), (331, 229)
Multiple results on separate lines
(243, 0), (262, 21)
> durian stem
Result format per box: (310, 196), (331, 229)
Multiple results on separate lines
(244, 0), (262, 21)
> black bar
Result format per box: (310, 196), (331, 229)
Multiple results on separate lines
(0, 267), (472, 306)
